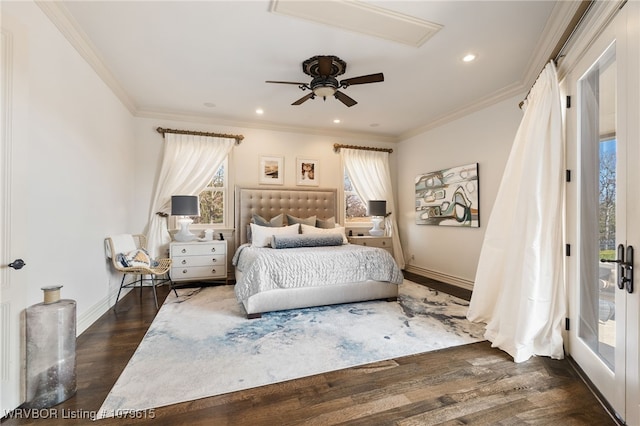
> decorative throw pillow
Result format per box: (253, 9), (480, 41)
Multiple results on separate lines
(300, 223), (348, 244)
(315, 217), (336, 229)
(251, 213), (284, 227)
(271, 234), (344, 249)
(250, 223), (300, 248)
(286, 214), (316, 226)
(117, 248), (154, 268)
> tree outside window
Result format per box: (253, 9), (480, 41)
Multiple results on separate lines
(193, 161), (227, 225)
(345, 173), (368, 221)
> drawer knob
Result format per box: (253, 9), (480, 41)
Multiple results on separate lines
(212, 258), (217, 263)
(181, 260), (187, 265)
(363, 242), (367, 246)
(211, 269), (216, 273)
(181, 248), (187, 253)
(211, 248), (216, 252)
(182, 269), (188, 274)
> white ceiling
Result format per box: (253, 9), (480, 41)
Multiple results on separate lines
(46, 1), (579, 142)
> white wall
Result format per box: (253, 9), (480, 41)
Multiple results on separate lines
(397, 95), (523, 286)
(131, 117), (398, 241)
(3, 2), (136, 333)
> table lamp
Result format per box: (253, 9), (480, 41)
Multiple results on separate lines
(368, 200), (387, 236)
(171, 195), (199, 242)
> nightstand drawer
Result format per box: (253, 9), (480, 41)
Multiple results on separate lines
(171, 242), (226, 256)
(172, 265), (227, 280)
(348, 236), (393, 256)
(172, 254), (225, 268)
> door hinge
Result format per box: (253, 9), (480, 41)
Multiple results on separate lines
(566, 170), (571, 182)
(566, 244), (571, 256)
(565, 318), (570, 331)
(566, 95), (571, 108)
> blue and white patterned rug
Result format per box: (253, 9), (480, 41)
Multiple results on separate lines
(96, 280), (485, 419)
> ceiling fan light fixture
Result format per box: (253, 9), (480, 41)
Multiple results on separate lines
(313, 86), (336, 98)
(310, 75), (339, 99)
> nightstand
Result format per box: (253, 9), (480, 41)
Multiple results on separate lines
(170, 240), (227, 284)
(348, 236), (393, 256)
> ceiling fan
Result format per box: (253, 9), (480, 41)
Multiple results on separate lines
(266, 55), (384, 107)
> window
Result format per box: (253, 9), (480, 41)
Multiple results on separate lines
(344, 172), (368, 222)
(192, 159), (228, 226)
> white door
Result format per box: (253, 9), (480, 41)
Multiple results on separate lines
(0, 14), (30, 413)
(565, 3), (640, 424)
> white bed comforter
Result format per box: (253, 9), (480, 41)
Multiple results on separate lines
(232, 244), (403, 302)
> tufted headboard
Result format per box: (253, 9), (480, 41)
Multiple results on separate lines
(235, 186), (338, 247)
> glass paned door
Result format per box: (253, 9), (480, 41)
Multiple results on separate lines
(567, 10), (629, 418)
(578, 45), (618, 370)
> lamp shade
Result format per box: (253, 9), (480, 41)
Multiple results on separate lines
(368, 200), (386, 217)
(171, 195), (199, 216)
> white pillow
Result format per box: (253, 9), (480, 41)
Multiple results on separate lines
(250, 223), (299, 248)
(300, 223), (348, 244)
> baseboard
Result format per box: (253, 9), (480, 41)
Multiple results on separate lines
(403, 265), (474, 291)
(77, 292), (114, 336)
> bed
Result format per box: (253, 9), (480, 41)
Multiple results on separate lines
(233, 186), (403, 318)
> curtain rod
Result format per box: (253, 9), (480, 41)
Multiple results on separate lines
(156, 127), (244, 144)
(519, 0), (594, 109)
(333, 143), (393, 154)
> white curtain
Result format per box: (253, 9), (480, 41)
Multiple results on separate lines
(147, 133), (235, 259)
(466, 61), (565, 363)
(342, 148), (405, 268)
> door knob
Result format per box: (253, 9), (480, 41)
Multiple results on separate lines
(8, 259), (26, 270)
(600, 244), (633, 293)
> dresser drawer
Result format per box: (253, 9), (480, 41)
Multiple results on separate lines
(172, 254), (225, 268)
(172, 265), (227, 280)
(171, 242), (226, 256)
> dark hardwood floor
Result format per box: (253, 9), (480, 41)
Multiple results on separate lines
(2, 282), (617, 426)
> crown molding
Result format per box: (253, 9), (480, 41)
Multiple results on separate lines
(399, 80), (527, 141)
(36, 0), (582, 145)
(135, 108), (400, 143)
(556, 0), (624, 80)
(521, 0), (584, 88)
(35, 1), (137, 114)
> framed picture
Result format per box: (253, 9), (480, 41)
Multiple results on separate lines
(259, 156), (284, 185)
(296, 158), (319, 186)
(415, 162), (479, 227)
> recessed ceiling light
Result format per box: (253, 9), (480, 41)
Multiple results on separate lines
(333, 119), (341, 124)
(462, 53), (476, 63)
(203, 102), (216, 108)
(256, 108), (264, 115)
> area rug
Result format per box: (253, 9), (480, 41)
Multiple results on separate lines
(96, 280), (485, 419)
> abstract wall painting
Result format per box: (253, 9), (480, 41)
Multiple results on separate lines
(415, 163), (479, 227)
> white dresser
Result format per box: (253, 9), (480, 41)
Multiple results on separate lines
(170, 240), (227, 283)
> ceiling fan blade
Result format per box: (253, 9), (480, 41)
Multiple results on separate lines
(292, 93), (314, 105)
(318, 56), (333, 76)
(334, 91), (357, 107)
(266, 80), (307, 85)
(340, 73), (384, 87)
